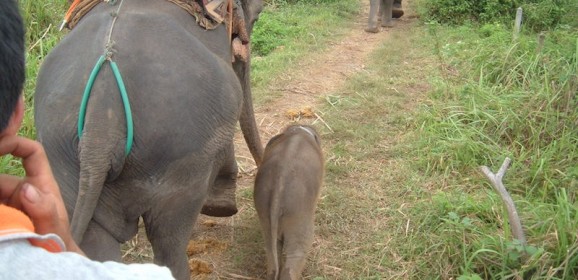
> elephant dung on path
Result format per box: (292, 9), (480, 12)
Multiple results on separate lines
(254, 125), (324, 280)
(33, 0), (263, 279)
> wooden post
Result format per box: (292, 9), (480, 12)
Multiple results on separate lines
(513, 7), (523, 40)
(536, 31), (546, 53)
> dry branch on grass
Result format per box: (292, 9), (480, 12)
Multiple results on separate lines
(480, 157), (526, 246)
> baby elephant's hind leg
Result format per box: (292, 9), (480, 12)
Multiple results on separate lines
(279, 222), (315, 280)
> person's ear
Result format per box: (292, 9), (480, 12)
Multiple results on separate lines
(1, 97), (25, 137)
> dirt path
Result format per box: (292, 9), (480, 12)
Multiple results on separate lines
(185, 1), (420, 279)
(234, 2), (410, 169)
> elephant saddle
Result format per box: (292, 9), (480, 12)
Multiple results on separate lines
(62, 0), (249, 48)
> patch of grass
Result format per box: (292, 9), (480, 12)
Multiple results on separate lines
(0, 155), (26, 177)
(21, 0), (66, 140)
(0, 0), (66, 174)
(406, 5), (578, 279)
(417, 22), (578, 199)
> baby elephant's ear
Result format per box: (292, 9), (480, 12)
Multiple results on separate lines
(299, 126), (321, 146)
(266, 133), (284, 147)
(311, 130), (321, 147)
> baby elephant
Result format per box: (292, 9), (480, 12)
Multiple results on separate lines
(254, 125), (324, 280)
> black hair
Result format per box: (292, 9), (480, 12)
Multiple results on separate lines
(0, 0), (25, 131)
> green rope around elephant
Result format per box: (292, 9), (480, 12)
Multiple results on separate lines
(78, 54), (134, 156)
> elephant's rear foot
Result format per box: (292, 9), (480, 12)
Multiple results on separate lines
(381, 20), (395, 28)
(202, 189), (238, 217)
(201, 173), (238, 217)
(365, 26), (380, 33)
(201, 189), (238, 217)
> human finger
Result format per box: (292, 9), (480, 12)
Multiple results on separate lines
(0, 136), (56, 192)
(0, 136), (65, 219)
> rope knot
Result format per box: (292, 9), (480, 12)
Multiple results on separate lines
(105, 41), (116, 60)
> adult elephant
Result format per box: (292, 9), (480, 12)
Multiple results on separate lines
(33, 0), (263, 278)
(365, 0), (403, 33)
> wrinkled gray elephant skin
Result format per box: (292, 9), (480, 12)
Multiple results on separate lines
(33, 0), (263, 279)
(366, 0), (395, 33)
(254, 125), (324, 280)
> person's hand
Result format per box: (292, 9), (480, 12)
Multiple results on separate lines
(0, 135), (84, 255)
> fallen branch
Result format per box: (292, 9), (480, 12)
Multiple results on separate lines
(480, 157), (526, 246)
(28, 24), (52, 52)
(313, 112), (334, 133)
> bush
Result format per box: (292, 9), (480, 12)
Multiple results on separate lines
(251, 11), (289, 56)
(521, 1), (566, 32)
(423, 0), (517, 25)
(422, 0), (577, 32)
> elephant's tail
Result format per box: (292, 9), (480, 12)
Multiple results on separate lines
(70, 72), (129, 244)
(236, 58), (264, 166)
(70, 156), (108, 243)
(269, 176), (283, 280)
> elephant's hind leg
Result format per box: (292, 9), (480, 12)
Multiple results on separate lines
(278, 221), (315, 280)
(202, 143), (239, 217)
(380, 0), (395, 27)
(80, 220), (121, 262)
(144, 189), (206, 280)
(365, 0), (381, 33)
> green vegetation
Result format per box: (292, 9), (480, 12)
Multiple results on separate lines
(318, 0), (577, 278)
(422, 0), (578, 32)
(20, 0), (66, 140)
(402, 0), (577, 278)
(9, 0), (578, 278)
(2, 0), (66, 176)
(419, 22), (577, 199)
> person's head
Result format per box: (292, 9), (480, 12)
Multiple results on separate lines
(0, 0), (26, 137)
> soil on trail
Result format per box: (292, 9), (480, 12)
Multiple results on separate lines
(236, 6), (414, 163)
(123, 1), (420, 279)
